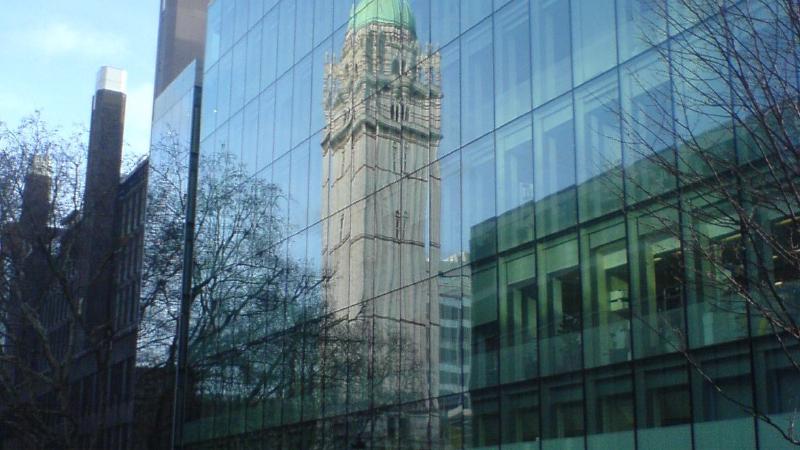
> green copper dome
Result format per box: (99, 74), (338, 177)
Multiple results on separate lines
(349, 0), (416, 36)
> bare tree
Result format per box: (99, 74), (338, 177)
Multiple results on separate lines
(0, 114), (116, 449)
(138, 139), (430, 449)
(135, 136), (330, 448)
(616, 0), (800, 444)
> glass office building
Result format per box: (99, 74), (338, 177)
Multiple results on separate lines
(179, 0), (799, 449)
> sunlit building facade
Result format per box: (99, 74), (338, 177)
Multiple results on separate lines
(178, 0), (800, 449)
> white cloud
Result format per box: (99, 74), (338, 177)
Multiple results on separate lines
(28, 22), (128, 59)
(122, 82), (154, 166)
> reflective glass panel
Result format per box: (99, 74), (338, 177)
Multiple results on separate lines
(494, 0), (532, 127)
(461, 19), (494, 145)
(496, 114), (534, 251)
(533, 94), (576, 237)
(620, 51), (676, 204)
(438, 40), (460, 158)
(531, 0), (571, 106)
(575, 71), (623, 222)
(462, 135), (496, 263)
(571, 0), (617, 85)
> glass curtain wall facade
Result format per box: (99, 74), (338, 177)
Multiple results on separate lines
(181, 0), (799, 449)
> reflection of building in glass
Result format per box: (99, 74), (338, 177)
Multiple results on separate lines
(321, 0), (440, 311)
(321, 0), (450, 444)
(178, 0), (800, 449)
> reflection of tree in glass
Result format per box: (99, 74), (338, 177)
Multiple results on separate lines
(615, 0), (800, 444)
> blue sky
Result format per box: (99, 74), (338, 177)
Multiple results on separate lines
(0, 0), (159, 162)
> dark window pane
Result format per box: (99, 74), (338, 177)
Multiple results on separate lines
(539, 235), (582, 376)
(634, 356), (692, 448)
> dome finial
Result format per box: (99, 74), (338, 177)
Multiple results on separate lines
(349, 0), (416, 37)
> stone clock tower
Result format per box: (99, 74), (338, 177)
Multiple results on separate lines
(321, 0), (442, 313)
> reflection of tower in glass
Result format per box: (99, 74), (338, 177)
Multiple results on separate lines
(321, 0), (443, 441)
(322, 0), (441, 311)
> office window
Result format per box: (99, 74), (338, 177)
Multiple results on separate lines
(499, 250), (537, 384)
(582, 219), (630, 368)
(692, 342), (756, 449)
(685, 198), (748, 348)
(585, 365), (635, 450)
(467, 389), (500, 449)
(501, 382), (540, 447)
(753, 339), (800, 448)
(467, 263), (498, 390)
(538, 235), (582, 376)
(634, 356), (692, 448)
(541, 372), (584, 449)
(629, 207), (685, 358)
